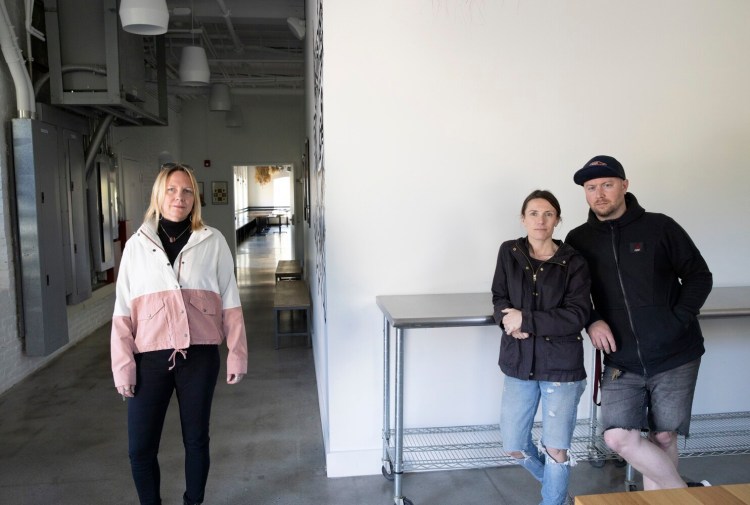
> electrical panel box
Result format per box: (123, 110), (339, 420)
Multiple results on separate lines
(12, 118), (70, 356)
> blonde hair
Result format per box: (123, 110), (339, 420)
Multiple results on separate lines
(144, 163), (204, 230)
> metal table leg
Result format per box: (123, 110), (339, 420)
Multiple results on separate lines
(274, 308), (280, 349)
(625, 463), (637, 491)
(382, 317), (392, 477)
(394, 327), (407, 504)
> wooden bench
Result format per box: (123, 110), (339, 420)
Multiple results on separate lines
(273, 280), (311, 349)
(275, 260), (303, 283)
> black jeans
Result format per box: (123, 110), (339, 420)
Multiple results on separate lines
(128, 345), (220, 505)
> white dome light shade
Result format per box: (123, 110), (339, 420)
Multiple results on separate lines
(225, 108), (244, 128)
(209, 84), (231, 111)
(179, 46), (211, 86)
(119, 0), (169, 35)
(158, 150), (174, 167)
(286, 17), (306, 40)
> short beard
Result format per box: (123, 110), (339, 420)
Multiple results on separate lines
(593, 207), (615, 219)
(592, 202), (624, 220)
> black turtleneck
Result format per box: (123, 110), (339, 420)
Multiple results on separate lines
(157, 217), (192, 265)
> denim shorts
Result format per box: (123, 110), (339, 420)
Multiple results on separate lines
(599, 358), (700, 436)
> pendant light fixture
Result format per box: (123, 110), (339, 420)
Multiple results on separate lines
(209, 83), (231, 111)
(179, 46), (210, 86)
(119, 0), (169, 35)
(286, 17), (306, 40)
(225, 107), (244, 128)
(179, 2), (210, 86)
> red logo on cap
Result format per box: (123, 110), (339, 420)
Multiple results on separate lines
(589, 161), (608, 166)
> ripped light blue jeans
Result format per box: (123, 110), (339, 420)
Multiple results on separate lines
(500, 376), (586, 505)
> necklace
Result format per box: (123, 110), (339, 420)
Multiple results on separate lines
(531, 244), (558, 260)
(159, 223), (191, 243)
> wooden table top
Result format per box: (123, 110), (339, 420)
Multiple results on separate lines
(575, 483), (750, 505)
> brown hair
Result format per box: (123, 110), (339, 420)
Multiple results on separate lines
(520, 189), (561, 218)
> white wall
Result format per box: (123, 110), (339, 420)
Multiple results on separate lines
(320, 0), (750, 476)
(114, 108), (183, 224)
(179, 94), (304, 252)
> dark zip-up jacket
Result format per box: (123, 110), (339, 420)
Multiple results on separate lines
(565, 193), (712, 376)
(491, 237), (591, 382)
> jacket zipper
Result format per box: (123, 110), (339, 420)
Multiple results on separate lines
(518, 247), (563, 298)
(517, 247), (541, 379)
(608, 222), (648, 376)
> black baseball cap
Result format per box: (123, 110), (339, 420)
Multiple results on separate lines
(573, 155), (626, 185)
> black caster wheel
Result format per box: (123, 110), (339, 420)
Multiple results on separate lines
(614, 457), (627, 468)
(626, 484), (638, 492)
(403, 499), (414, 505)
(588, 458), (605, 468)
(382, 465), (394, 481)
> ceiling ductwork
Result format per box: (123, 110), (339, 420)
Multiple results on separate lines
(42, 0), (168, 125)
(34, 0), (305, 122)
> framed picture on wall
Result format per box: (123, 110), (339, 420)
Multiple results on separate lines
(212, 181), (228, 205)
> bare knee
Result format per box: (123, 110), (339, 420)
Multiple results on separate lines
(649, 431), (677, 451)
(546, 447), (568, 463)
(603, 428), (639, 454)
(509, 451), (525, 459)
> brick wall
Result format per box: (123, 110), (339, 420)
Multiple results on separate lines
(0, 284), (115, 396)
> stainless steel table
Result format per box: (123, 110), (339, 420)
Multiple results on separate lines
(376, 293), (495, 505)
(377, 288), (750, 504)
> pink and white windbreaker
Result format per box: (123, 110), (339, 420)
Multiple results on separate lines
(111, 222), (248, 388)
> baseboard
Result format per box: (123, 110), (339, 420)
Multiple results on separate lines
(325, 447), (382, 477)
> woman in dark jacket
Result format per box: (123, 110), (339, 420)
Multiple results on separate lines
(491, 190), (591, 505)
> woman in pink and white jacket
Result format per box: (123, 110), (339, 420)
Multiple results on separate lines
(111, 163), (248, 505)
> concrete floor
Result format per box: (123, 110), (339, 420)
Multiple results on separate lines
(1, 229), (749, 505)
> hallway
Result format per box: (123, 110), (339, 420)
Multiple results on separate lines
(1, 230), (748, 504)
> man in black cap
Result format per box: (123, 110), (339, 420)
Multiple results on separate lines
(565, 155), (713, 490)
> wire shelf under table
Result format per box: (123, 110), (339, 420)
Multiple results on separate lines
(384, 412), (750, 472)
(385, 421), (614, 472)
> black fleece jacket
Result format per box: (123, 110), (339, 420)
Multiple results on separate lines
(565, 193), (713, 376)
(491, 237), (591, 382)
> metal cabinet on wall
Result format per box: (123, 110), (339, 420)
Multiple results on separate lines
(87, 155), (117, 273)
(36, 103), (93, 305)
(60, 129), (92, 304)
(12, 118), (70, 356)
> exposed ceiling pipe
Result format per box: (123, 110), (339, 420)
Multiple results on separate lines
(24, 0), (44, 40)
(214, 0), (244, 53)
(0, 1), (35, 118)
(24, 0), (44, 77)
(85, 114), (115, 180)
(164, 28), (218, 60)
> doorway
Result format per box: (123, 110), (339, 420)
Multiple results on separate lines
(233, 164), (294, 257)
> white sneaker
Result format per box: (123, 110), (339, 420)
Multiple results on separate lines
(686, 479), (712, 487)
